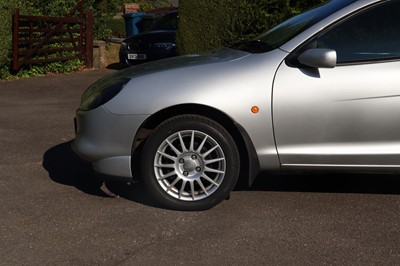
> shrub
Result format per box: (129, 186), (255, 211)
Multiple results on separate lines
(0, 1), (36, 75)
(106, 17), (126, 38)
(136, 0), (173, 12)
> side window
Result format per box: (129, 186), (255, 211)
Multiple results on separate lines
(316, 1), (400, 64)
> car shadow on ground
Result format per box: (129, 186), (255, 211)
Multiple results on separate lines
(43, 141), (107, 197)
(240, 171), (400, 196)
(106, 63), (126, 70)
(43, 141), (400, 208)
(43, 141), (164, 208)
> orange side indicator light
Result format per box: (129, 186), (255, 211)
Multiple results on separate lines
(251, 106), (259, 114)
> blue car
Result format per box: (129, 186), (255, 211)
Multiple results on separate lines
(119, 10), (177, 67)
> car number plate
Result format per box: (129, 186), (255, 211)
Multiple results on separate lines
(128, 54), (147, 60)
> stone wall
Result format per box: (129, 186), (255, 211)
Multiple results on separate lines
(93, 40), (121, 69)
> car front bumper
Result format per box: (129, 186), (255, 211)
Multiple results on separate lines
(72, 106), (149, 178)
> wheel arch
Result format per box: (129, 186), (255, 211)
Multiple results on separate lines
(132, 104), (260, 186)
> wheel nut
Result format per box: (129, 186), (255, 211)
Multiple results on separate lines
(191, 155), (197, 160)
(183, 171), (189, 176)
(195, 167), (201, 172)
(179, 158), (184, 164)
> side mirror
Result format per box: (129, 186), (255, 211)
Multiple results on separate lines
(298, 48), (337, 69)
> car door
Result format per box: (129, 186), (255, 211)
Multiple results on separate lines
(273, 0), (400, 170)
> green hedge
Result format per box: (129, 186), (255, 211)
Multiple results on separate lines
(177, 0), (328, 55)
(0, 1), (35, 79)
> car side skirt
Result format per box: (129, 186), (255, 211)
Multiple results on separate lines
(282, 164), (400, 173)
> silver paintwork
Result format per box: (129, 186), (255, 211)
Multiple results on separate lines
(298, 49), (337, 69)
(73, 106), (149, 177)
(274, 59), (400, 169)
(73, 0), (398, 182)
(102, 48), (286, 174)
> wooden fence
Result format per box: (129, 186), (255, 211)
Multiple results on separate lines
(12, 1), (93, 71)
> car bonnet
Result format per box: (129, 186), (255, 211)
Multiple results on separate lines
(116, 47), (251, 79)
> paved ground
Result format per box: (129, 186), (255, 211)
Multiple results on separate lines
(1, 69), (400, 265)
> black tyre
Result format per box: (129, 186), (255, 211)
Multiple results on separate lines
(141, 115), (240, 211)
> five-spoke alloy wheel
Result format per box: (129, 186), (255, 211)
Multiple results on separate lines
(141, 115), (240, 211)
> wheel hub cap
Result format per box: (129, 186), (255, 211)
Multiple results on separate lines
(183, 157), (197, 172)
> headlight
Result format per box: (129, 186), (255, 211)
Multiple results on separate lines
(80, 77), (130, 111)
(120, 42), (127, 50)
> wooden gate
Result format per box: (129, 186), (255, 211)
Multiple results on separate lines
(12, 1), (93, 71)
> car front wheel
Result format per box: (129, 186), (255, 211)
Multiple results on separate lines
(141, 115), (240, 211)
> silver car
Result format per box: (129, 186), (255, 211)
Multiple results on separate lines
(73, 0), (400, 210)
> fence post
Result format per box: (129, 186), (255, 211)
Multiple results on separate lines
(85, 11), (93, 69)
(12, 9), (20, 71)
